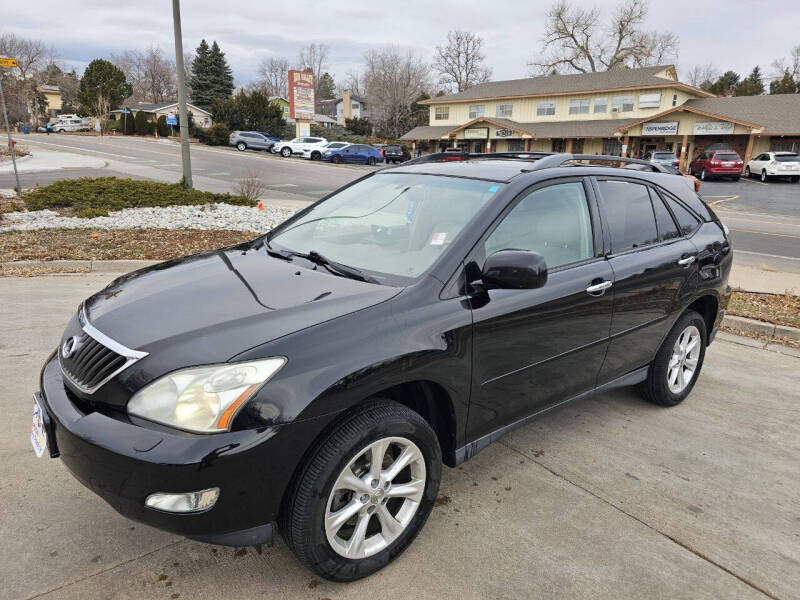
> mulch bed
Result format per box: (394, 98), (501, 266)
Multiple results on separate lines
(728, 291), (800, 329)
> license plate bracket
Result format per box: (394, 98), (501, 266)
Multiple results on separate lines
(31, 393), (58, 458)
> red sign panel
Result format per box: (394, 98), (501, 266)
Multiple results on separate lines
(288, 69), (315, 121)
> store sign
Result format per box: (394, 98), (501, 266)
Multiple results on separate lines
(464, 127), (489, 139)
(288, 69), (315, 121)
(693, 121), (734, 135)
(494, 128), (514, 138)
(642, 121), (678, 136)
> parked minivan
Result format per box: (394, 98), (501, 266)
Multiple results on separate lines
(33, 153), (731, 582)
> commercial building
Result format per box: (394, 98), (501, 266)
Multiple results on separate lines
(400, 65), (800, 169)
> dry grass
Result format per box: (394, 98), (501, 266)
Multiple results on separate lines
(0, 229), (258, 262)
(1, 264), (92, 277)
(728, 291), (800, 329)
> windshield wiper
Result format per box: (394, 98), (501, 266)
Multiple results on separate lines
(294, 250), (380, 284)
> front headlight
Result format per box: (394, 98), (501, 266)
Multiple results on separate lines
(127, 358), (286, 433)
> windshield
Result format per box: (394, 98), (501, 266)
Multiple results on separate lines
(269, 173), (502, 285)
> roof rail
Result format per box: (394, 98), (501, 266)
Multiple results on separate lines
(526, 154), (670, 173)
(403, 151), (554, 165)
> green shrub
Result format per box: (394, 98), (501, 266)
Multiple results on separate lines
(122, 111), (135, 135)
(156, 114), (170, 137)
(134, 110), (150, 135)
(195, 123), (232, 146)
(24, 177), (253, 217)
(103, 119), (122, 133)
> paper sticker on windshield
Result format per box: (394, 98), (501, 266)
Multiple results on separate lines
(488, 185), (500, 193)
(430, 232), (448, 246)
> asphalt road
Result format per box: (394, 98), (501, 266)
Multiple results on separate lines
(3, 133), (372, 205)
(2, 273), (799, 600)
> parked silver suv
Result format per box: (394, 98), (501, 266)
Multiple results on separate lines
(229, 131), (275, 152)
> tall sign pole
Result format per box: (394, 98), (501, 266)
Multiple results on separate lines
(171, 0), (193, 188)
(0, 57), (22, 202)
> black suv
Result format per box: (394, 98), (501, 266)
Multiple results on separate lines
(33, 154), (731, 581)
(383, 145), (411, 163)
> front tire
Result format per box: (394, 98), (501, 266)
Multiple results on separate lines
(311, 151), (321, 160)
(236, 142), (246, 151)
(281, 146), (292, 157)
(332, 154), (343, 164)
(761, 170), (768, 182)
(745, 166), (751, 178)
(636, 310), (707, 407)
(367, 156), (376, 166)
(280, 400), (441, 582)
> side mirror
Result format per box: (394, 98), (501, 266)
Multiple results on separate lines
(481, 250), (547, 290)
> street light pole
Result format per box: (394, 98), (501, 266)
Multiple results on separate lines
(0, 77), (23, 202)
(172, 0), (193, 188)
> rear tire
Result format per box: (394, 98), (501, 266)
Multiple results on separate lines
(280, 400), (441, 582)
(700, 169), (708, 181)
(636, 310), (707, 407)
(332, 154), (343, 164)
(367, 157), (376, 166)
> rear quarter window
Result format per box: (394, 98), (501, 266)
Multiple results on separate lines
(664, 195), (701, 236)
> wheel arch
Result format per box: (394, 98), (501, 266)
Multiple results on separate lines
(686, 294), (719, 343)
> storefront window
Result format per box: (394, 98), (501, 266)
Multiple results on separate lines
(552, 139), (566, 152)
(603, 138), (623, 156)
(469, 104), (485, 119)
(435, 106), (449, 120)
(496, 103), (513, 118)
(569, 99), (590, 114)
(611, 96), (634, 112)
(537, 101), (556, 116)
(507, 139), (525, 152)
(573, 139), (584, 153)
(594, 98), (608, 113)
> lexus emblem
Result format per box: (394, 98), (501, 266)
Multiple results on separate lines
(61, 336), (80, 359)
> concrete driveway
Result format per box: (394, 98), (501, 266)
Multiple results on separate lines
(2, 273), (798, 600)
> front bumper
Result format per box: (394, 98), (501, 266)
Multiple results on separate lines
(36, 353), (306, 546)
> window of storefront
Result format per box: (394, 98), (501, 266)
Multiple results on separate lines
(603, 138), (623, 156)
(435, 106), (449, 120)
(569, 99), (590, 114)
(611, 96), (634, 113)
(537, 101), (556, 116)
(573, 139), (584, 153)
(469, 104), (485, 119)
(638, 93), (661, 108)
(594, 97), (608, 113)
(552, 139), (566, 152)
(496, 103), (513, 118)
(507, 139), (525, 152)
(770, 138), (799, 152)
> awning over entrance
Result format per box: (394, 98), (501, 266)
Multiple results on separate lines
(401, 117), (643, 141)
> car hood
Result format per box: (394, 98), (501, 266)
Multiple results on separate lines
(84, 245), (401, 364)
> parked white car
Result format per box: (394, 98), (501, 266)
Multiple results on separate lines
(745, 151), (800, 183)
(272, 136), (328, 158)
(302, 141), (349, 160)
(53, 118), (91, 133)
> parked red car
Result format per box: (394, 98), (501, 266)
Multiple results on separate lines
(689, 150), (743, 181)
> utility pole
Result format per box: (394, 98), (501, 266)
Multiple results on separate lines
(0, 58), (22, 204)
(171, 0), (193, 188)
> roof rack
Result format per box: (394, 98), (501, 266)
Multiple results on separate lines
(402, 151), (554, 165)
(523, 154), (670, 173)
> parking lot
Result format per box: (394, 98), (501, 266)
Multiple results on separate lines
(2, 273), (798, 600)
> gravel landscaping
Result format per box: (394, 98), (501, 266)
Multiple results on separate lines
(1, 203), (296, 232)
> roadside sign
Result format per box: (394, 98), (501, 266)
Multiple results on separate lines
(0, 57), (18, 68)
(166, 116), (178, 125)
(119, 108), (131, 114)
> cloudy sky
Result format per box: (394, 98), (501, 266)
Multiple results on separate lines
(4, 0), (800, 87)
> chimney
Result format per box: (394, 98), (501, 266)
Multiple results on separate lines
(343, 90), (352, 121)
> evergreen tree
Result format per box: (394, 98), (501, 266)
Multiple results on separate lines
(134, 110), (149, 135)
(209, 41), (234, 100)
(707, 71), (740, 97)
(734, 66), (765, 96)
(190, 40), (234, 110)
(317, 72), (336, 100)
(156, 114), (170, 137)
(770, 71), (798, 94)
(78, 59), (132, 117)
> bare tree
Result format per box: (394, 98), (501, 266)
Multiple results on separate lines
(338, 71), (365, 99)
(433, 30), (492, 92)
(529, 0), (679, 74)
(685, 63), (719, 89)
(0, 33), (51, 124)
(254, 56), (290, 97)
(297, 43), (329, 98)
(0, 32), (49, 80)
(771, 44), (800, 79)
(111, 46), (176, 104)
(363, 47), (429, 138)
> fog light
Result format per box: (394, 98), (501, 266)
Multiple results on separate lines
(145, 488), (219, 513)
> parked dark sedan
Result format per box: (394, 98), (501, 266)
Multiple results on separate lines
(324, 143), (383, 165)
(32, 154), (731, 582)
(383, 145), (411, 163)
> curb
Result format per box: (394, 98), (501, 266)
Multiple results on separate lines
(722, 314), (800, 342)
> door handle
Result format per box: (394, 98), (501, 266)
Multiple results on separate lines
(586, 280), (613, 295)
(677, 255), (696, 266)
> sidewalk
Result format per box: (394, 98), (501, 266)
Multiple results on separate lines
(730, 261), (800, 294)
(0, 149), (105, 173)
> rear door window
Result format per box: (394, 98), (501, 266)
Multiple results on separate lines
(664, 196), (701, 236)
(597, 180), (659, 253)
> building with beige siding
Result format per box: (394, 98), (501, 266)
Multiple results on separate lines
(400, 65), (800, 170)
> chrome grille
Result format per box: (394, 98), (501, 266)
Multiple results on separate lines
(60, 333), (127, 392)
(59, 304), (148, 394)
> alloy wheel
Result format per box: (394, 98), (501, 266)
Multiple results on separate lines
(761, 170), (767, 182)
(667, 325), (701, 394)
(325, 436), (426, 560)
